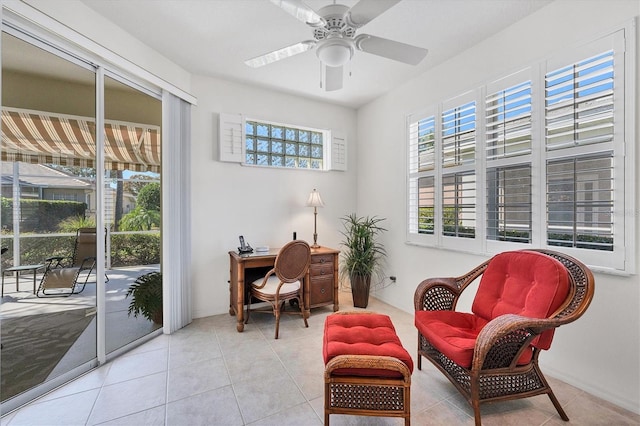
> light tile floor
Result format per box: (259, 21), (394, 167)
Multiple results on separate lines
(2, 290), (638, 425)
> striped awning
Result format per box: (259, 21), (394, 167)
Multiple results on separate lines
(1, 107), (161, 172)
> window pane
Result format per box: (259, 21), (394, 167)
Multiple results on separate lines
(442, 172), (476, 238)
(272, 141), (283, 154)
(257, 154), (268, 165)
(285, 128), (297, 141)
(418, 176), (435, 234)
(311, 132), (322, 144)
(246, 121), (255, 136)
(271, 155), (283, 167)
(442, 102), (476, 168)
(299, 144), (309, 157)
(546, 51), (614, 150)
(547, 154), (613, 251)
(299, 131), (309, 143)
(257, 139), (269, 152)
(271, 126), (283, 139)
(256, 123), (269, 137)
(418, 117), (436, 171)
(487, 165), (532, 242)
(311, 145), (322, 158)
(486, 81), (532, 160)
(246, 137), (255, 152)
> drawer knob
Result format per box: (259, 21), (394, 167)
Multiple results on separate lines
(320, 258), (326, 263)
(320, 288), (326, 294)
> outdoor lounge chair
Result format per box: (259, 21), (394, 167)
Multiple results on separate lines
(37, 227), (105, 297)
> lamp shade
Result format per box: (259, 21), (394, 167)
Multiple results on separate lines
(306, 189), (324, 207)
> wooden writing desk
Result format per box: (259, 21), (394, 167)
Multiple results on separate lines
(228, 246), (339, 332)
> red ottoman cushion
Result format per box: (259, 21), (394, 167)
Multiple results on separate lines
(323, 313), (413, 378)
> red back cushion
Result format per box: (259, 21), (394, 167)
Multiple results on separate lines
(471, 251), (570, 349)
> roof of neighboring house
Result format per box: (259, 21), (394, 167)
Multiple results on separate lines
(1, 162), (92, 190)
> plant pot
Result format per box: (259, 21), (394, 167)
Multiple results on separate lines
(152, 310), (163, 325)
(351, 274), (371, 308)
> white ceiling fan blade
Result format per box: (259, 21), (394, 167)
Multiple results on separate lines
(355, 34), (427, 65)
(346, 0), (401, 28)
(245, 40), (316, 68)
(270, 0), (326, 27)
(324, 65), (343, 91)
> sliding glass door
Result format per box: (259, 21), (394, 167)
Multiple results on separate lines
(103, 75), (162, 354)
(1, 30), (163, 410)
(1, 31), (98, 403)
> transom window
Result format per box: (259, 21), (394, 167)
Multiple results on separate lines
(245, 120), (324, 169)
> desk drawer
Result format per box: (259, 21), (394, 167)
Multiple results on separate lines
(311, 254), (334, 265)
(310, 262), (333, 277)
(310, 274), (333, 305)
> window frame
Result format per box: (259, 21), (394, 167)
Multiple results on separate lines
(406, 26), (635, 274)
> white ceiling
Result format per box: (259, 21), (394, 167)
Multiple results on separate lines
(80, 0), (553, 109)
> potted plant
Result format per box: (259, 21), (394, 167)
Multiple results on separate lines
(126, 271), (163, 324)
(339, 214), (387, 308)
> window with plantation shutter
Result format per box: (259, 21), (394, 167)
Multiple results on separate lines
(485, 71), (533, 247)
(442, 101), (476, 168)
(547, 154), (614, 251)
(407, 111), (437, 240)
(486, 164), (532, 243)
(406, 26), (634, 274)
(442, 172), (476, 239)
(545, 51), (614, 151)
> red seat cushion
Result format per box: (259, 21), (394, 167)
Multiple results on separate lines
(415, 251), (570, 369)
(323, 313), (413, 378)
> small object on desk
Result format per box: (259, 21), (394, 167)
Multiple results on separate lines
(238, 235), (253, 254)
(255, 246), (269, 252)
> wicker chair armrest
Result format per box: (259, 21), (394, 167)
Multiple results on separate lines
(414, 259), (490, 312)
(414, 277), (460, 311)
(325, 355), (412, 382)
(251, 268), (275, 289)
(472, 314), (561, 370)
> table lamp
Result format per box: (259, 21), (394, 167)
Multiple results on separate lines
(306, 189), (324, 248)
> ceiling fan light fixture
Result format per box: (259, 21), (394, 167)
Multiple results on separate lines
(316, 41), (353, 67)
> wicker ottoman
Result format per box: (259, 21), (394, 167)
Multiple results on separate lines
(323, 312), (413, 425)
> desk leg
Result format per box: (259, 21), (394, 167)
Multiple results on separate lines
(229, 258), (245, 332)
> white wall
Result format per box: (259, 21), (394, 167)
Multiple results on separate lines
(190, 75), (357, 318)
(356, 0), (639, 414)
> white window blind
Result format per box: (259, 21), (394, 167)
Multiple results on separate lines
(442, 172), (476, 239)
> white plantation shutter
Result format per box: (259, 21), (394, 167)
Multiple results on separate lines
(407, 108), (438, 242)
(545, 51), (614, 151)
(330, 132), (347, 171)
(218, 112), (244, 163)
(405, 26), (633, 273)
(485, 70), (533, 248)
(485, 75), (532, 160)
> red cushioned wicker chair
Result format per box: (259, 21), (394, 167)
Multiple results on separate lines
(414, 249), (594, 426)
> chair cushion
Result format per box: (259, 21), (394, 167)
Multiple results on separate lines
(252, 275), (300, 295)
(415, 310), (534, 368)
(472, 251), (570, 350)
(323, 313), (413, 378)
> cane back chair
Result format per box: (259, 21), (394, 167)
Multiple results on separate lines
(414, 249), (594, 425)
(245, 240), (311, 339)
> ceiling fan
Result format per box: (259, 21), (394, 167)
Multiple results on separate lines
(245, 0), (428, 91)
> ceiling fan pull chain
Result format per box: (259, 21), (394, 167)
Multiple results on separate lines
(319, 61), (323, 88)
